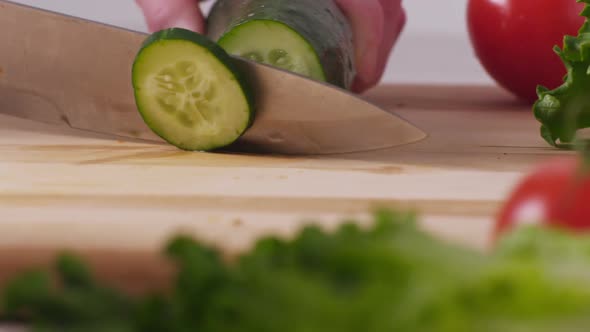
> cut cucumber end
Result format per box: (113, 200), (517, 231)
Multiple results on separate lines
(132, 28), (254, 151)
(217, 19), (327, 82)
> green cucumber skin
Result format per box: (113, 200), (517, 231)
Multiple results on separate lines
(131, 28), (256, 151)
(207, 0), (356, 90)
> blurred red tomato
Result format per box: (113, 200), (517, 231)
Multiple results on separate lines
(467, 0), (585, 103)
(494, 156), (590, 241)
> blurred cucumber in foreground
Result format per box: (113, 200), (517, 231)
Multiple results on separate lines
(4, 209), (590, 331)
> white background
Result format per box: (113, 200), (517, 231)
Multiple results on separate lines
(8, 0), (494, 85)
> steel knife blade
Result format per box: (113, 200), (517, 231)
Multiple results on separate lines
(0, 0), (426, 155)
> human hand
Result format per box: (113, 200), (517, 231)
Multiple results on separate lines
(135, 0), (406, 93)
(335, 0), (406, 92)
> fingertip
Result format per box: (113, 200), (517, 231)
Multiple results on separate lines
(375, 8), (406, 79)
(353, 1), (406, 93)
(351, 77), (368, 94)
(135, 0), (205, 33)
(335, 0), (384, 91)
(351, 72), (383, 94)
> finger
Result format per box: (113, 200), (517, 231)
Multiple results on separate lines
(371, 0), (406, 90)
(335, 0), (384, 92)
(376, 0), (405, 73)
(135, 0), (206, 33)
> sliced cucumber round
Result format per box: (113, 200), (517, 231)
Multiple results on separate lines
(132, 28), (254, 151)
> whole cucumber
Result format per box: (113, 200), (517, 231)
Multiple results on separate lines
(207, 0), (356, 90)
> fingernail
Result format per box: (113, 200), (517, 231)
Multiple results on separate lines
(351, 76), (369, 94)
(146, 9), (204, 33)
(167, 16), (196, 30)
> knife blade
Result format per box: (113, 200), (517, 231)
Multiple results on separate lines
(0, 0), (426, 155)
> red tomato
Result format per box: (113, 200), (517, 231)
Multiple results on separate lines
(494, 156), (590, 241)
(467, 0), (585, 103)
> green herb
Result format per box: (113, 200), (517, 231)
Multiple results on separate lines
(1, 254), (136, 331)
(5, 210), (590, 331)
(533, 0), (590, 148)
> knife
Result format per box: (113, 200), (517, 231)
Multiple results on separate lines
(0, 0), (426, 155)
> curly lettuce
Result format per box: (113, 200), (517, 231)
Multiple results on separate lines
(5, 210), (590, 331)
(534, 0), (590, 147)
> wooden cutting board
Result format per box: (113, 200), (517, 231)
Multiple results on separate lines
(0, 84), (570, 294)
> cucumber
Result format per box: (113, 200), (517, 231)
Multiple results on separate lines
(132, 28), (254, 151)
(207, 0), (356, 90)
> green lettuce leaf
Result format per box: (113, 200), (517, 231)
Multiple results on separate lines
(533, 0), (590, 147)
(5, 211), (590, 331)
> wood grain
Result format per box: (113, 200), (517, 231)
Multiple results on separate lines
(0, 84), (572, 294)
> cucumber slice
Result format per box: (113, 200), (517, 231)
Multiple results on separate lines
(132, 28), (254, 151)
(207, 0), (356, 90)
